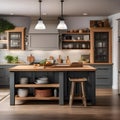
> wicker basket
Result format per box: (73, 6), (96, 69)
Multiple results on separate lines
(35, 89), (52, 97)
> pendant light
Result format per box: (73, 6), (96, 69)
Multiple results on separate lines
(35, 0), (46, 30)
(57, 0), (67, 30)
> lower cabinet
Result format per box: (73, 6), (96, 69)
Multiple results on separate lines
(0, 66), (6, 87)
(0, 65), (16, 88)
(92, 64), (113, 88)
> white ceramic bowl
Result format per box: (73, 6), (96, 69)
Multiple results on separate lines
(20, 77), (28, 84)
(18, 88), (28, 97)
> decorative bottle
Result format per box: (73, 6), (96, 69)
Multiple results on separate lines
(66, 56), (71, 64)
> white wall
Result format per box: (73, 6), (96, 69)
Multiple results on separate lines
(1, 16), (31, 33)
(108, 13), (120, 89)
(65, 16), (107, 29)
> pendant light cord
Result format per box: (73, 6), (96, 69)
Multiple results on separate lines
(39, 0), (42, 20)
(61, 0), (64, 19)
(35, 0), (46, 29)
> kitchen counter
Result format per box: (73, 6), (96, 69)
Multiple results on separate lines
(0, 63), (26, 65)
(0, 62), (113, 66)
(9, 64), (96, 71)
(9, 65), (96, 105)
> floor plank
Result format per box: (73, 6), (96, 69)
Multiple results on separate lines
(0, 89), (120, 120)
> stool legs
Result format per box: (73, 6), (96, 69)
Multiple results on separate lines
(69, 82), (75, 107)
(69, 79), (87, 107)
(81, 82), (87, 107)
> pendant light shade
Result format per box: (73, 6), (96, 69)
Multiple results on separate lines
(57, 19), (67, 30)
(57, 0), (67, 30)
(35, 0), (46, 30)
(35, 18), (46, 29)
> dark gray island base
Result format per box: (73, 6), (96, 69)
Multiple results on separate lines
(9, 65), (96, 105)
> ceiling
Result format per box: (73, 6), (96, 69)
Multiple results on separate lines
(0, 0), (120, 17)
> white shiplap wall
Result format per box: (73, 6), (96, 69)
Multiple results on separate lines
(108, 13), (120, 90)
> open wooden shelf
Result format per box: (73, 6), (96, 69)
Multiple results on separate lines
(0, 40), (8, 43)
(15, 96), (59, 100)
(15, 83), (59, 101)
(61, 32), (90, 50)
(62, 40), (90, 42)
(63, 32), (90, 35)
(15, 83), (59, 88)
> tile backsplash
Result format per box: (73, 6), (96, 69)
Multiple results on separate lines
(0, 50), (90, 64)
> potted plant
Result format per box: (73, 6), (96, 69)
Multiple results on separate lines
(5, 55), (14, 63)
(5, 55), (18, 63)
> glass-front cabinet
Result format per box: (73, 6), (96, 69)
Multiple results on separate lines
(90, 27), (112, 63)
(0, 27), (25, 50)
(8, 27), (25, 50)
(94, 32), (109, 62)
(9, 32), (22, 49)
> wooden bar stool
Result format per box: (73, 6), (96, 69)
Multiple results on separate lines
(69, 77), (87, 107)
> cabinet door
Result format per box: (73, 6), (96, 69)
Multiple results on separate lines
(0, 65), (16, 88)
(28, 34), (59, 50)
(7, 27), (25, 50)
(94, 32), (109, 62)
(90, 28), (112, 63)
(92, 65), (112, 88)
(9, 32), (22, 49)
(0, 67), (7, 87)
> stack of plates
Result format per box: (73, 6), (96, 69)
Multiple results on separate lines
(35, 77), (48, 84)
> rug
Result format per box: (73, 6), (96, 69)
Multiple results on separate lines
(0, 89), (9, 102)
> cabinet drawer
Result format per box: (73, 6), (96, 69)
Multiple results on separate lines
(96, 78), (112, 86)
(92, 65), (112, 88)
(95, 67), (111, 76)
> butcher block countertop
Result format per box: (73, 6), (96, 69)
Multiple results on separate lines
(9, 64), (96, 72)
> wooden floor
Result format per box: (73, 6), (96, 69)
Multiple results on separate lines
(0, 89), (120, 120)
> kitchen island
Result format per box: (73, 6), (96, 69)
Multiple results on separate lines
(9, 65), (96, 105)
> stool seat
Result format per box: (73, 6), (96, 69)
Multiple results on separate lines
(69, 78), (87, 82)
(69, 77), (87, 107)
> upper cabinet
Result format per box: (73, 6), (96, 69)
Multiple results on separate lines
(60, 32), (90, 50)
(0, 27), (25, 50)
(90, 27), (112, 63)
(7, 27), (25, 50)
